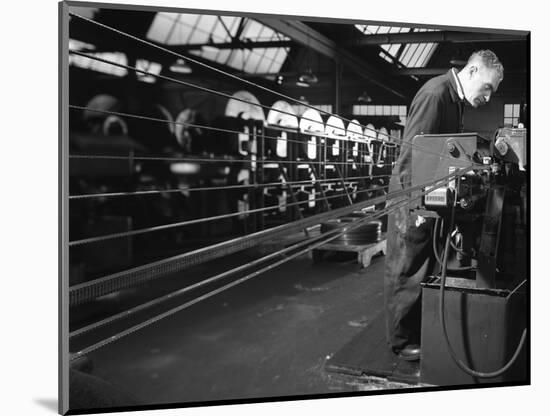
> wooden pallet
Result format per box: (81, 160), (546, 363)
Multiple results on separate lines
(312, 234), (386, 268)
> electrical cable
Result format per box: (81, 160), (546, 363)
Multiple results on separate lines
(69, 153), (397, 167)
(70, 48), (371, 144)
(69, 104), (396, 154)
(68, 183), (392, 247)
(69, 173), (397, 200)
(69, 104), (468, 166)
(438, 183), (527, 378)
(449, 227), (469, 256)
(69, 197), (405, 339)
(432, 217), (474, 272)
(69, 167), (471, 307)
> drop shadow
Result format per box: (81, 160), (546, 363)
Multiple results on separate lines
(34, 398), (58, 413)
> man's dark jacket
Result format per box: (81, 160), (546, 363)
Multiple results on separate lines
(394, 69), (464, 188)
(384, 69), (464, 350)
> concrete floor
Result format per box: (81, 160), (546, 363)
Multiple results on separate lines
(74, 251), (414, 409)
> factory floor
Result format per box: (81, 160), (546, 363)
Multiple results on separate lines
(74, 250), (415, 410)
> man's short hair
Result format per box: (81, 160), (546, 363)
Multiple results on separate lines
(468, 50), (504, 81)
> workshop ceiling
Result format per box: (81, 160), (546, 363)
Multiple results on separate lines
(68, 7), (529, 102)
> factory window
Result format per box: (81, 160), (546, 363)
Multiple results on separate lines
(504, 104), (521, 127)
(355, 25), (411, 35)
(147, 13), (290, 74)
(353, 105), (407, 117)
(356, 25), (438, 68)
(69, 51), (128, 77)
(400, 42), (437, 67)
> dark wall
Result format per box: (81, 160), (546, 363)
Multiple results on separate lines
(464, 93), (525, 139)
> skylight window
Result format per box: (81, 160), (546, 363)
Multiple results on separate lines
(68, 6), (99, 20)
(355, 24), (410, 35)
(147, 13), (240, 45)
(69, 52), (127, 77)
(146, 13), (290, 74)
(355, 25), (439, 68)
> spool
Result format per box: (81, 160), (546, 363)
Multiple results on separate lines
(225, 91), (266, 122)
(371, 126), (388, 167)
(266, 100), (298, 159)
(174, 108), (206, 153)
(347, 120), (363, 161)
(83, 94), (120, 120)
(126, 102), (175, 152)
(218, 92), (266, 223)
(215, 90), (265, 157)
(346, 120), (364, 201)
(373, 126), (394, 180)
(320, 217), (382, 245)
(362, 123), (377, 172)
(156, 104), (175, 135)
(299, 108), (324, 160)
(102, 115), (128, 136)
(324, 116), (346, 160)
(82, 94), (124, 135)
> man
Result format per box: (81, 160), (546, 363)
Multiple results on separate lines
(384, 50), (504, 361)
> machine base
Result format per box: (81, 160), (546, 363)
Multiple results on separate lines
(420, 277), (527, 386)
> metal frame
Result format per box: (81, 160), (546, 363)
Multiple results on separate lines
(256, 18), (408, 99)
(351, 30), (527, 46)
(59, 2), (70, 414)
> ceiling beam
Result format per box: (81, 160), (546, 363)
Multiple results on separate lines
(392, 67), (528, 76)
(351, 31), (527, 46)
(256, 18), (409, 99)
(167, 39), (294, 51)
(86, 40), (294, 53)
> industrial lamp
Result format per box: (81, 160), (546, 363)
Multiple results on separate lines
(296, 69), (318, 87)
(170, 59), (193, 74)
(357, 91), (373, 103)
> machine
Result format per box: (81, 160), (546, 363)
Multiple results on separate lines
(409, 128), (528, 385)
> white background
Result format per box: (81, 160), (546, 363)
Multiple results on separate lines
(1, 0), (546, 414)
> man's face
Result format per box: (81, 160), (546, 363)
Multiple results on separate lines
(463, 64), (501, 108)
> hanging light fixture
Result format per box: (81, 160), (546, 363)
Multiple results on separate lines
(170, 58), (193, 74)
(357, 91), (373, 103)
(298, 69), (318, 84)
(296, 34), (318, 87)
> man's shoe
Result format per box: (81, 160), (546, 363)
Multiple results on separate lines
(398, 344), (421, 361)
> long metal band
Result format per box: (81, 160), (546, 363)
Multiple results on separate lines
(69, 167), (472, 306)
